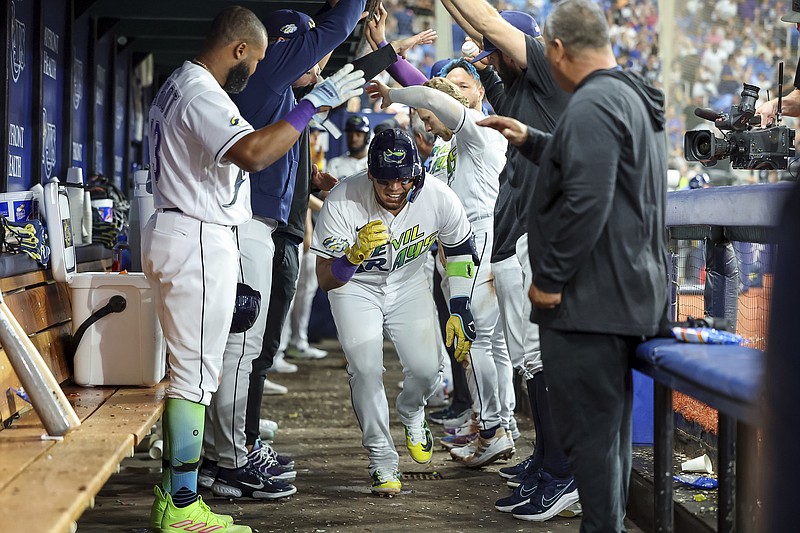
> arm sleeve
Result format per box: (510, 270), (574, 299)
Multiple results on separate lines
(266, 0), (366, 91)
(388, 85), (466, 131)
(516, 126), (553, 165)
(479, 66), (506, 112)
(379, 39), (429, 87)
(351, 44), (398, 82)
(532, 102), (621, 293)
(183, 91), (254, 164)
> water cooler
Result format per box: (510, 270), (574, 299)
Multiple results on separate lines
(44, 177), (166, 386)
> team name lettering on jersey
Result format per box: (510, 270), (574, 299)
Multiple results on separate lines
(354, 225), (439, 274)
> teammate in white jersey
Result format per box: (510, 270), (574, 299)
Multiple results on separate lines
(142, 7), (364, 532)
(325, 114), (371, 180)
(368, 62), (514, 467)
(312, 128), (477, 495)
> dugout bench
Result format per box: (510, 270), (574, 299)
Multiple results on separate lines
(635, 183), (791, 533)
(0, 245), (166, 533)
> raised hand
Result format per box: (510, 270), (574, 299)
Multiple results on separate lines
(311, 164), (338, 191)
(303, 64), (365, 111)
(365, 2), (389, 51)
(390, 28), (438, 59)
(365, 80), (393, 110)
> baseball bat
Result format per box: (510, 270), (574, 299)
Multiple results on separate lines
(0, 293), (80, 436)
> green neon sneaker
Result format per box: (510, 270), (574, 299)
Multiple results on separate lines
(404, 420), (434, 464)
(370, 468), (402, 496)
(150, 485), (236, 531)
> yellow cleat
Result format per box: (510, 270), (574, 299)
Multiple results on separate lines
(150, 486), (233, 530)
(371, 468), (402, 496)
(405, 420), (434, 464)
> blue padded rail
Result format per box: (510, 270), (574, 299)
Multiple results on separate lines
(634, 338), (764, 424)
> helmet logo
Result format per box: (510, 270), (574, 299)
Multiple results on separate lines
(281, 23), (297, 34)
(383, 149), (406, 164)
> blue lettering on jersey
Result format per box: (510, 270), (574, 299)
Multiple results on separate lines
(222, 169), (247, 208)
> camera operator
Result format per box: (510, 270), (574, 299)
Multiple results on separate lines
(756, 5), (800, 126)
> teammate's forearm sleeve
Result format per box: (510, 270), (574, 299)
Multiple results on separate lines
(352, 44), (398, 82)
(380, 41), (428, 87)
(389, 86), (465, 130)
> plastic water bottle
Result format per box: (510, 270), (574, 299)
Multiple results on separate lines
(111, 233), (132, 272)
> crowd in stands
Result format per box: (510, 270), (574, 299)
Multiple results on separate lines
(361, 0), (800, 185)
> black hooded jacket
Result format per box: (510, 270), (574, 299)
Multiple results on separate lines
(519, 69), (669, 336)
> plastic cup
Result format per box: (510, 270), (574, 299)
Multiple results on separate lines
(149, 439), (164, 460)
(91, 198), (113, 222)
(681, 454), (713, 474)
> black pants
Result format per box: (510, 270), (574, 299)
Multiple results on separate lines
(540, 327), (636, 533)
(244, 234), (300, 445)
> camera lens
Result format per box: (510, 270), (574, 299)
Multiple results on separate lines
(697, 137), (711, 156)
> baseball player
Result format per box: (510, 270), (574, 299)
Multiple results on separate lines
(312, 128), (477, 495)
(367, 62), (515, 468)
(441, 1), (579, 521)
(199, 2), (366, 502)
(142, 7), (363, 531)
(325, 114), (371, 180)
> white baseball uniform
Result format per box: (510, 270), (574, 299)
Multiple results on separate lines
(311, 171), (471, 473)
(142, 61), (253, 406)
(389, 86), (513, 430)
(325, 153), (367, 180)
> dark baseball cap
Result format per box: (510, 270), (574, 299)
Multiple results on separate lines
(265, 10), (316, 39)
(471, 11), (541, 63)
(782, 0), (800, 23)
(430, 58), (453, 79)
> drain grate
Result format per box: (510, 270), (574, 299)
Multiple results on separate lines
(401, 471), (443, 480)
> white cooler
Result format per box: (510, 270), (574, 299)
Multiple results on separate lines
(44, 177), (166, 386)
(71, 272), (165, 386)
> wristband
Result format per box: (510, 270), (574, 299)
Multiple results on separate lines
(331, 255), (359, 283)
(284, 100), (316, 132)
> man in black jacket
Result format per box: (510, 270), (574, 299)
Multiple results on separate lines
(479, 0), (669, 530)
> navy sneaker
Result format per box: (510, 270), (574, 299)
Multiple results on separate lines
(507, 472), (526, 489)
(499, 453), (534, 480)
(212, 464), (297, 500)
(197, 458), (219, 489)
(247, 441), (296, 482)
(512, 472), (580, 522)
(495, 469), (541, 512)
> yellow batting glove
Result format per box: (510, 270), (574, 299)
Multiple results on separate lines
(445, 297), (476, 363)
(345, 220), (389, 265)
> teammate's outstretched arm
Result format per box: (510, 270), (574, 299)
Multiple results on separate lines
(440, 0), (527, 69)
(225, 64), (364, 172)
(368, 80), (466, 132)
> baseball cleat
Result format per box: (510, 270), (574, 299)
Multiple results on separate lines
(461, 426), (514, 468)
(155, 487), (242, 532)
(428, 406), (471, 426)
(197, 458), (219, 489)
(247, 441), (297, 482)
(449, 444), (476, 461)
(495, 469), (541, 512)
(370, 468), (402, 495)
(499, 453), (535, 480)
(404, 420), (434, 464)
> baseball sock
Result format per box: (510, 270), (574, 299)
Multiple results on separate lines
(534, 372), (571, 478)
(164, 398), (205, 507)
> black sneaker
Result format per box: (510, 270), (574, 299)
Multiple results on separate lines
(428, 406), (471, 425)
(499, 453), (534, 480)
(211, 464), (297, 500)
(197, 458), (219, 489)
(495, 469), (541, 512)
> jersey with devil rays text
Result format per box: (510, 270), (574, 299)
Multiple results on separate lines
(427, 136), (455, 185)
(311, 170), (472, 290)
(148, 61), (254, 226)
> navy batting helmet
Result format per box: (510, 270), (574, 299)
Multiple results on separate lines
(367, 128), (425, 203)
(230, 282), (261, 333)
(345, 115), (371, 135)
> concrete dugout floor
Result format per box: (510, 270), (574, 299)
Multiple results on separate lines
(77, 339), (643, 533)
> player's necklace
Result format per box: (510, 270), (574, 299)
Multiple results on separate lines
(192, 59), (210, 72)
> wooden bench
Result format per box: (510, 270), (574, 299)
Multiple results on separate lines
(634, 338), (764, 533)
(0, 247), (166, 533)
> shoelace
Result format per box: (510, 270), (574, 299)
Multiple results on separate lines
(249, 446), (280, 470)
(407, 424), (428, 445)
